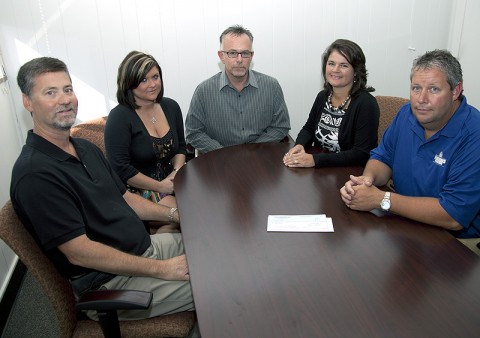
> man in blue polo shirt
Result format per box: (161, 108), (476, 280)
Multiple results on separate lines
(340, 49), (480, 239)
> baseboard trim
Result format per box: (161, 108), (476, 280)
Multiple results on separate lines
(0, 260), (26, 335)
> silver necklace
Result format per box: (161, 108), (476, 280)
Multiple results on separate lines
(149, 104), (157, 124)
(328, 93), (351, 111)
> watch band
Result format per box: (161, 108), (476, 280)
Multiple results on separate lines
(381, 192), (391, 211)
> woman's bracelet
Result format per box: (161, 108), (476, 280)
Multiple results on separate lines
(168, 207), (178, 223)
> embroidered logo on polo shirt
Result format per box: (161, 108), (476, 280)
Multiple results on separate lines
(434, 152), (446, 166)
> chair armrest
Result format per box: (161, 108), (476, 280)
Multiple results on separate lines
(75, 289), (152, 311)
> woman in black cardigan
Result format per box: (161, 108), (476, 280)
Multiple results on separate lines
(105, 51), (186, 229)
(283, 39), (379, 168)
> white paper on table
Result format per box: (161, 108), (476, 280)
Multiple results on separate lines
(267, 214), (334, 232)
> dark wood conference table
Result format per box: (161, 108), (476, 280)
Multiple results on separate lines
(175, 142), (480, 338)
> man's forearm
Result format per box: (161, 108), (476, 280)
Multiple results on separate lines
(254, 127), (289, 143)
(124, 190), (174, 222)
(362, 159), (392, 186)
(188, 132), (222, 153)
(389, 193), (462, 231)
(59, 235), (173, 279)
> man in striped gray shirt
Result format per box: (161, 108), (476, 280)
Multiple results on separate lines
(185, 25), (291, 154)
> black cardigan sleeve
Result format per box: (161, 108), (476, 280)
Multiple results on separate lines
(104, 104), (140, 182)
(105, 98), (187, 183)
(295, 91), (379, 167)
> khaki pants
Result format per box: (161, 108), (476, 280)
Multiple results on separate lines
(87, 233), (194, 320)
(457, 238), (480, 256)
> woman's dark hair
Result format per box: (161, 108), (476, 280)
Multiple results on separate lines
(321, 39), (374, 97)
(116, 51), (164, 109)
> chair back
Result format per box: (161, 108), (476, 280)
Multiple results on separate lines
(375, 96), (409, 142)
(0, 200), (196, 337)
(71, 117), (108, 155)
(0, 200), (77, 337)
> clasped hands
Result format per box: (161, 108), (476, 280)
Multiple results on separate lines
(283, 144), (315, 167)
(340, 175), (385, 211)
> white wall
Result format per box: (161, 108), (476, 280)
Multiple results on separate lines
(0, 0), (478, 302)
(0, 0), (457, 140)
(0, 52), (22, 301)
(450, 0), (480, 109)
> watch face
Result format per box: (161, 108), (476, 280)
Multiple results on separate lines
(381, 200), (390, 210)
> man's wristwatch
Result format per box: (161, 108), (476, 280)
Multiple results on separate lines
(380, 192), (391, 211)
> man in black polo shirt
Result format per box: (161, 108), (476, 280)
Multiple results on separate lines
(10, 57), (194, 320)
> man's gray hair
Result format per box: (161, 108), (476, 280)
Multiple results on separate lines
(411, 49), (463, 95)
(219, 25), (254, 48)
(17, 57), (70, 98)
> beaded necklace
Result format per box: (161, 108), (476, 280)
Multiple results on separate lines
(327, 92), (351, 111)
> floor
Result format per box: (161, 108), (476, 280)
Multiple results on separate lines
(2, 269), (201, 338)
(1, 270), (59, 338)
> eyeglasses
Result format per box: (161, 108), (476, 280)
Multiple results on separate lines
(221, 51), (253, 58)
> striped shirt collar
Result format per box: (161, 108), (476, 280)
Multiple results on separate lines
(219, 69), (259, 91)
